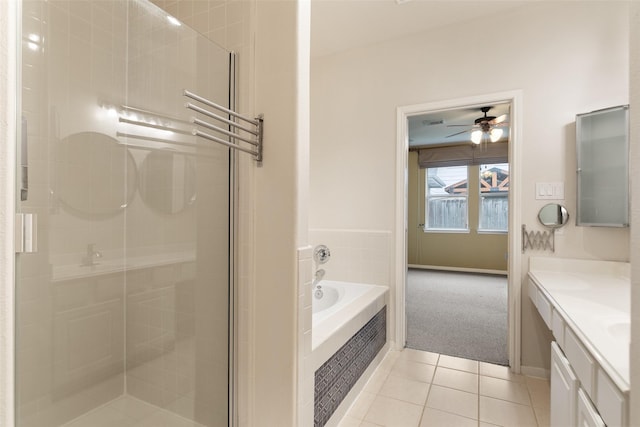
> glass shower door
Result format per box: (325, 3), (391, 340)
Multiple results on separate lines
(16, 1), (233, 426)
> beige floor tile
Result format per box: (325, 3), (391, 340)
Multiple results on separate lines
(432, 367), (478, 394)
(479, 396), (537, 427)
(132, 411), (196, 427)
(110, 396), (158, 421)
(345, 391), (377, 420)
(363, 395), (423, 427)
(362, 368), (391, 395)
(525, 376), (551, 409)
(378, 374), (430, 405)
(480, 375), (531, 405)
(419, 408), (477, 427)
(479, 362), (525, 383)
(534, 404), (551, 427)
(437, 355), (479, 374)
(337, 415), (363, 427)
(390, 358), (436, 384)
(377, 351), (402, 373)
(426, 385), (478, 420)
(400, 348), (439, 366)
(64, 405), (137, 427)
(360, 422), (383, 427)
(479, 423), (501, 427)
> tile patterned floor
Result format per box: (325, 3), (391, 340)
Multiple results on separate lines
(337, 349), (550, 427)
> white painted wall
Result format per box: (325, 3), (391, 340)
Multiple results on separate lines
(310, 1), (630, 371)
(252, 1), (309, 425)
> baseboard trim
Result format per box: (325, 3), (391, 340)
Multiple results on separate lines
(520, 365), (550, 379)
(408, 264), (508, 276)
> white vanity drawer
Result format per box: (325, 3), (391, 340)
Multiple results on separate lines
(577, 388), (606, 427)
(550, 342), (578, 427)
(596, 368), (627, 427)
(535, 288), (553, 330)
(551, 309), (565, 348)
(564, 328), (595, 398)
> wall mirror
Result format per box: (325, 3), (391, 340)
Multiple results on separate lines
(139, 150), (196, 214)
(538, 203), (569, 229)
(55, 132), (137, 217)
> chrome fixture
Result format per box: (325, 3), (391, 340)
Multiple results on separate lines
(81, 243), (103, 266)
(313, 268), (325, 287)
(446, 106), (508, 144)
(313, 269), (325, 299)
(522, 203), (570, 253)
(184, 89), (264, 162)
(313, 244), (331, 265)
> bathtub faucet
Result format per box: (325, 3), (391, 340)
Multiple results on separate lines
(313, 268), (325, 287)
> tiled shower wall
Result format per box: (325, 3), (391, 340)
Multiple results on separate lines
(150, 1), (256, 425)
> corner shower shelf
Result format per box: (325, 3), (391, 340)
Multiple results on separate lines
(184, 89), (264, 162)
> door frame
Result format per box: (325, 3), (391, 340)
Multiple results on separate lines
(395, 90), (523, 372)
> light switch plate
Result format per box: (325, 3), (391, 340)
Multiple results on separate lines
(536, 182), (565, 200)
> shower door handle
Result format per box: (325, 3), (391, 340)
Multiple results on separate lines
(15, 213), (37, 253)
(20, 116), (28, 201)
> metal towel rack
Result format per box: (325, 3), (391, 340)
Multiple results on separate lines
(184, 90), (264, 162)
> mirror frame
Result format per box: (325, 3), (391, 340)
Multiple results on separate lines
(538, 203), (569, 229)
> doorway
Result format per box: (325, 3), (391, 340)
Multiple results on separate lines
(394, 91), (524, 372)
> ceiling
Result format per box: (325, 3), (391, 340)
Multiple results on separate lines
(408, 103), (510, 148)
(310, 0), (532, 59)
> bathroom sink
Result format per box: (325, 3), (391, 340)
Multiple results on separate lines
(607, 322), (630, 341)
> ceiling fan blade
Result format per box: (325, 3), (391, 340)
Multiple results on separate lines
(446, 128), (472, 138)
(492, 121), (510, 128)
(491, 114), (508, 124)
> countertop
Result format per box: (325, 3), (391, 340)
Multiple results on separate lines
(528, 256), (630, 392)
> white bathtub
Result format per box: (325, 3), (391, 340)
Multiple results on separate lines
(312, 280), (388, 371)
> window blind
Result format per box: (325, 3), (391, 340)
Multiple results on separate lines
(417, 142), (508, 168)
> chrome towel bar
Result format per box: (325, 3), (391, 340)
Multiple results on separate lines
(522, 224), (554, 253)
(184, 89), (264, 162)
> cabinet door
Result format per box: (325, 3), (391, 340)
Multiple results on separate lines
(577, 388), (606, 427)
(551, 342), (578, 427)
(576, 105), (629, 227)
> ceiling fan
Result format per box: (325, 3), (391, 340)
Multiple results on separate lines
(446, 106), (509, 144)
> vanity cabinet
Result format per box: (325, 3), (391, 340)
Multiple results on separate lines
(576, 105), (629, 227)
(550, 342), (578, 427)
(528, 276), (629, 427)
(577, 389), (606, 427)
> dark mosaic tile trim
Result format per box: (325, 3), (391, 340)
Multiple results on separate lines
(314, 307), (386, 427)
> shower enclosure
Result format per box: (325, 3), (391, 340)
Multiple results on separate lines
(16, 1), (235, 425)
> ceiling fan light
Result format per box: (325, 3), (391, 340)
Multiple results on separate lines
(471, 130), (482, 144)
(490, 128), (503, 142)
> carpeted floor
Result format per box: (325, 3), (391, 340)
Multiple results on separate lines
(406, 268), (509, 365)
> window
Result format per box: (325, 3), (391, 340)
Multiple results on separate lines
(426, 166), (468, 230)
(478, 163), (509, 232)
